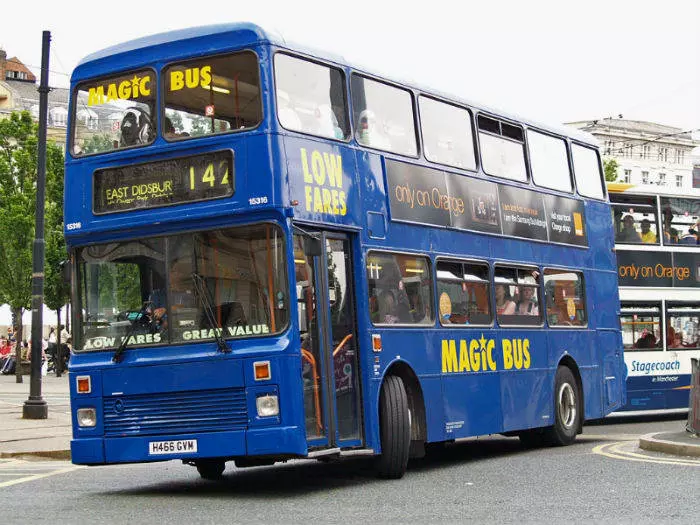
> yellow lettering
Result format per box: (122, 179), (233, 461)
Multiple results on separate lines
(514, 339), (523, 369)
(322, 188), (332, 214)
(140, 76), (151, 96)
(523, 339), (530, 369)
(185, 68), (199, 89)
(118, 80), (131, 100)
(487, 340), (496, 371)
(442, 340), (457, 373)
(305, 186), (313, 212)
(459, 340), (471, 372)
(503, 339), (513, 370)
(200, 66), (211, 88)
(87, 86), (105, 106)
(311, 150), (325, 185)
(171, 71), (184, 91)
(339, 191), (347, 216)
(106, 83), (118, 103)
(313, 187), (323, 213)
(301, 149), (313, 183)
(324, 153), (343, 188)
(469, 341), (480, 371)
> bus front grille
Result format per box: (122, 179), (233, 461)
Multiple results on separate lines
(103, 388), (248, 437)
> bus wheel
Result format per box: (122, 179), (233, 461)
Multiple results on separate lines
(195, 459), (225, 480)
(376, 375), (410, 479)
(545, 366), (580, 446)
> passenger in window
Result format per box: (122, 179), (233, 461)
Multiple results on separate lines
(277, 90), (302, 131)
(356, 109), (391, 150)
(378, 289), (399, 324)
(634, 330), (657, 349)
(639, 219), (656, 243)
(515, 286), (539, 316)
(679, 219), (699, 245)
(409, 292), (426, 323)
(314, 104), (344, 140)
(119, 107), (152, 147)
(662, 208), (678, 244)
(495, 284), (516, 315)
(617, 215), (642, 243)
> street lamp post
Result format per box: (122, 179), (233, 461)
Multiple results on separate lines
(23, 30), (51, 420)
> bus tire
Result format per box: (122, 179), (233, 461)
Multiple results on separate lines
(376, 375), (410, 479)
(195, 459), (225, 480)
(545, 366), (580, 446)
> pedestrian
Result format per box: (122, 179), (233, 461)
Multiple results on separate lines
(57, 324), (71, 377)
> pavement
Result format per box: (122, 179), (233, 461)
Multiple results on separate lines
(1, 372), (699, 460)
(0, 373), (72, 460)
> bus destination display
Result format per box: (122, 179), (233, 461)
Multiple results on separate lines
(93, 150), (234, 214)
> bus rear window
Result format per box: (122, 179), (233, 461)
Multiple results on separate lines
(572, 144), (604, 199)
(71, 68), (156, 156)
(163, 51), (262, 140)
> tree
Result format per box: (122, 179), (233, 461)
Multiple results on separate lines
(603, 157), (619, 182)
(44, 140), (69, 341)
(0, 111), (65, 382)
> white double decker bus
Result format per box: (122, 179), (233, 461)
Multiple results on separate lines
(608, 183), (699, 413)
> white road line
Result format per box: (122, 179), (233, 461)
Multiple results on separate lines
(0, 465), (83, 488)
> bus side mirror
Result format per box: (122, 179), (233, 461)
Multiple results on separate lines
(60, 260), (71, 284)
(304, 237), (322, 257)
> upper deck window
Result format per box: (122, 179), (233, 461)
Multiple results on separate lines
(572, 144), (604, 199)
(527, 130), (572, 192)
(419, 96), (476, 171)
(609, 194), (659, 245)
(274, 54), (349, 140)
(351, 75), (417, 156)
(71, 68), (156, 156)
(659, 197), (699, 245)
(477, 115), (527, 182)
(163, 51), (262, 140)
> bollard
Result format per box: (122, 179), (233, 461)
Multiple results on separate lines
(687, 358), (700, 436)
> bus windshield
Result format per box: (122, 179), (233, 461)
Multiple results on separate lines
(75, 224), (288, 351)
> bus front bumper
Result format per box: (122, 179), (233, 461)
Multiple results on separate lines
(70, 425), (306, 465)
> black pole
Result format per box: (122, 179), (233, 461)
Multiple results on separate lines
(23, 30), (51, 419)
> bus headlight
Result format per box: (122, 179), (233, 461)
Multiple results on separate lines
(77, 408), (97, 427)
(256, 395), (279, 417)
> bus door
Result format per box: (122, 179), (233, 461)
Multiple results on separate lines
(294, 230), (363, 450)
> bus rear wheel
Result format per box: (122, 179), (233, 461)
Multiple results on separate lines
(376, 375), (410, 479)
(545, 366), (580, 446)
(195, 459), (225, 480)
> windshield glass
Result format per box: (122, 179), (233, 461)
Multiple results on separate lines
(71, 68), (156, 156)
(75, 224), (288, 351)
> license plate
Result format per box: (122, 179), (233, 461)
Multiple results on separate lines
(148, 439), (198, 455)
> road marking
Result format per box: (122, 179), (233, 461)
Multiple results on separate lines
(593, 441), (700, 467)
(0, 459), (83, 488)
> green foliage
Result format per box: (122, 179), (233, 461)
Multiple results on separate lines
(603, 157), (619, 182)
(0, 111), (68, 322)
(81, 133), (114, 154)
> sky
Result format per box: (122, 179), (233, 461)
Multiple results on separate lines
(2, 0), (699, 132)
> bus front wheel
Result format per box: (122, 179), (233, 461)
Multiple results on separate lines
(376, 375), (410, 479)
(545, 366), (580, 446)
(195, 459), (225, 480)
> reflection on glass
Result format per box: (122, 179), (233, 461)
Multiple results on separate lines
(619, 303), (662, 351)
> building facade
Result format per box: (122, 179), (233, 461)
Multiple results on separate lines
(0, 49), (70, 148)
(566, 119), (699, 190)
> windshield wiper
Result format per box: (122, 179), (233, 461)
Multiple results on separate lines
(191, 272), (230, 353)
(113, 301), (151, 363)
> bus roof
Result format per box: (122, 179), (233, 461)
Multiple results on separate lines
(607, 182), (700, 198)
(75, 22), (598, 147)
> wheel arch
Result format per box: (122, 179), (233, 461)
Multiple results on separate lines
(381, 361), (427, 450)
(557, 354), (584, 431)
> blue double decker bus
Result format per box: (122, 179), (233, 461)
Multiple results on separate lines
(66, 23), (624, 479)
